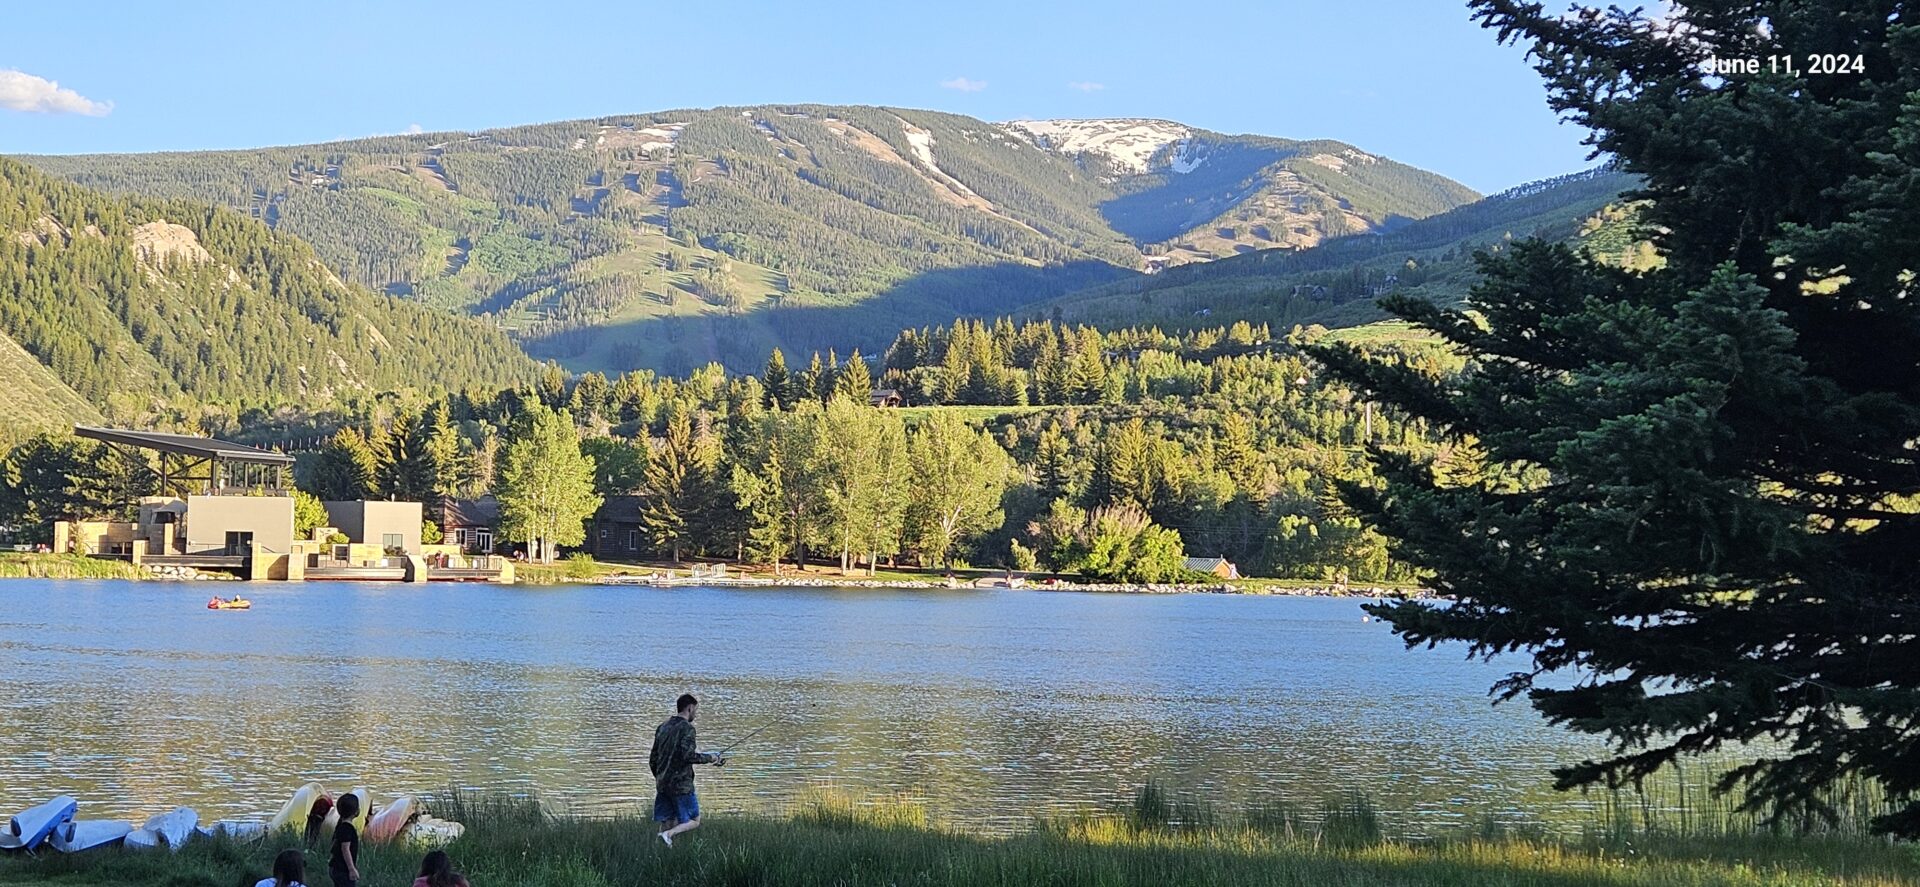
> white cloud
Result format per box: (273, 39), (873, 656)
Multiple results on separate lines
(1068, 81), (1105, 92)
(405, 123), (425, 134)
(0, 69), (111, 116)
(939, 76), (987, 93)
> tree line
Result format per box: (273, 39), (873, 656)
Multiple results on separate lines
(0, 317), (1449, 583)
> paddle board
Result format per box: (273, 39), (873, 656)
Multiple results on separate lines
(131, 807), (197, 851)
(0, 796), (77, 851)
(51, 820), (132, 852)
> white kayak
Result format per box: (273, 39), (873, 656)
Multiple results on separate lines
(50, 820), (133, 852)
(199, 820), (266, 841)
(0, 796), (77, 851)
(402, 815), (464, 847)
(125, 807), (197, 851)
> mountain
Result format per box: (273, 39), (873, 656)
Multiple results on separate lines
(1008, 118), (1480, 262)
(0, 156), (538, 422)
(23, 106), (1479, 374)
(1045, 167), (1638, 333)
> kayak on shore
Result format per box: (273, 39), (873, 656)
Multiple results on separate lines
(1, 785), (458, 856)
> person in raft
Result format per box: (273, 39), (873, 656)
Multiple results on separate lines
(329, 793), (362, 887)
(413, 849), (471, 887)
(649, 692), (727, 846)
(256, 849), (308, 887)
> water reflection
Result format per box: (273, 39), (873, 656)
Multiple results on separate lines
(0, 581), (1598, 831)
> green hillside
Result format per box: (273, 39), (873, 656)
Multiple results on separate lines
(1048, 168), (1637, 333)
(0, 156), (538, 422)
(24, 106), (1480, 373)
(0, 327), (101, 438)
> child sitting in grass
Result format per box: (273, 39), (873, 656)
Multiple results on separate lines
(255, 849), (307, 887)
(329, 793), (362, 887)
(412, 849), (471, 887)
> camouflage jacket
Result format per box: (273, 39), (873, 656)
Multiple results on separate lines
(649, 715), (713, 796)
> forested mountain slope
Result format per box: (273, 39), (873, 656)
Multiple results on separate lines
(1048, 168), (1637, 333)
(25, 106), (1477, 373)
(0, 327), (101, 436)
(0, 157), (537, 421)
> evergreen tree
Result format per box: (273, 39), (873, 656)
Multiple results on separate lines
(308, 427), (379, 501)
(834, 349), (874, 403)
(1091, 418), (1155, 509)
(1313, 0), (1920, 835)
(1066, 330), (1107, 405)
(537, 364), (570, 410)
(796, 352), (825, 406)
(377, 406), (438, 504)
(1034, 424), (1073, 501)
(642, 407), (699, 562)
(423, 401), (465, 511)
(496, 404), (601, 564)
(0, 434), (96, 543)
(762, 348), (793, 409)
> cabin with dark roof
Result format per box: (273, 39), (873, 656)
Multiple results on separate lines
(588, 495), (650, 560)
(441, 496), (501, 554)
(1182, 556), (1241, 580)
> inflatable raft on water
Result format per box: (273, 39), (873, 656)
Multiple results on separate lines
(207, 596), (251, 610)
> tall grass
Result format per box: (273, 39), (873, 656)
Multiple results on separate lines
(0, 553), (147, 580)
(3, 784), (1917, 887)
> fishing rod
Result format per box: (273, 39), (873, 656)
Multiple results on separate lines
(714, 716), (783, 758)
(713, 701), (819, 760)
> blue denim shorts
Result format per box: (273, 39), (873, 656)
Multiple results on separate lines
(654, 790), (699, 824)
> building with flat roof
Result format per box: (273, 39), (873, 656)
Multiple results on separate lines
(322, 500), (424, 555)
(61, 426), (297, 579)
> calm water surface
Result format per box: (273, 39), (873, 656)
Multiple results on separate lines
(0, 580), (1598, 831)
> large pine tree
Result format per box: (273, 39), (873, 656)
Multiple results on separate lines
(1313, 1), (1920, 834)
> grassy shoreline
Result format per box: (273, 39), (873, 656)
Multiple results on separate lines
(3, 790), (1915, 887)
(517, 556), (1427, 597)
(0, 552), (147, 581)
(0, 552), (1425, 597)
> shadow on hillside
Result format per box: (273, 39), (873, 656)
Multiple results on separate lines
(523, 259), (1137, 375)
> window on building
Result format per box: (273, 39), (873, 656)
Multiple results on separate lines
(382, 533), (403, 553)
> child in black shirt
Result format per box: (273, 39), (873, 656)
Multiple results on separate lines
(329, 793), (362, 887)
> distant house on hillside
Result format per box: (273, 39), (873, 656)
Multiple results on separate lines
(442, 496), (500, 554)
(589, 495), (649, 561)
(1183, 556), (1241, 580)
(869, 388), (905, 408)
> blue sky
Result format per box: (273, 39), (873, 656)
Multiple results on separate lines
(0, 0), (1595, 193)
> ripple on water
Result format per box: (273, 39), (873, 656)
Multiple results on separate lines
(0, 580), (1602, 833)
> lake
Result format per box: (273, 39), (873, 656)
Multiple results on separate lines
(0, 580), (1601, 832)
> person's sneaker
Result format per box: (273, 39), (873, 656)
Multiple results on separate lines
(659, 832), (673, 848)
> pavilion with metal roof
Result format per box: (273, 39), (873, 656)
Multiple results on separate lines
(74, 425), (293, 496)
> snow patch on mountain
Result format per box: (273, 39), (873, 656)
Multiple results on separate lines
(1170, 141), (1207, 174)
(1004, 118), (1192, 174)
(1303, 148), (1379, 172)
(904, 129), (937, 168)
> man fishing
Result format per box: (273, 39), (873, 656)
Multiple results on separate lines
(649, 693), (726, 846)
